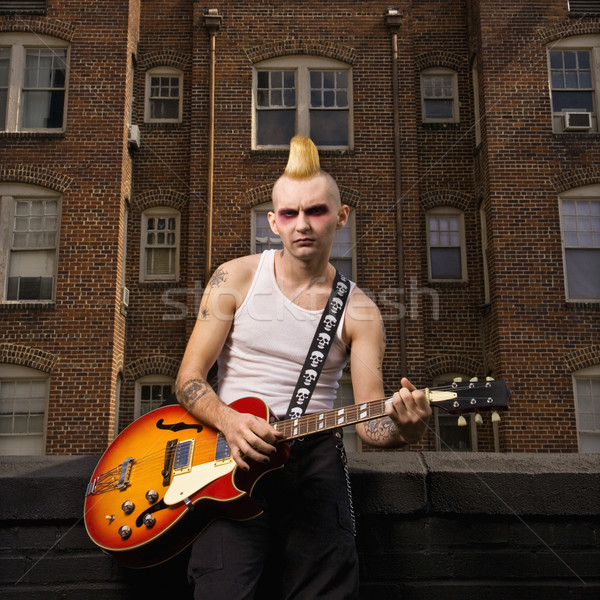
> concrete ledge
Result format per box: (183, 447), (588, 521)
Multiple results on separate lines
(1, 453), (599, 599)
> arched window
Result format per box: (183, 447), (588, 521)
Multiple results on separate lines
(0, 364), (48, 455)
(420, 67), (459, 123)
(135, 374), (174, 418)
(573, 365), (600, 453)
(426, 206), (467, 281)
(144, 66), (183, 123)
(0, 183), (61, 302)
(0, 32), (69, 132)
(140, 206), (180, 281)
(559, 185), (600, 301)
(253, 55), (352, 149)
(548, 34), (600, 133)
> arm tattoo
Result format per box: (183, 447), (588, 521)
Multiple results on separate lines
(177, 378), (212, 411)
(209, 267), (227, 287)
(362, 417), (398, 443)
(198, 267), (228, 321)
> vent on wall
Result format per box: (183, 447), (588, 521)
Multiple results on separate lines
(568, 1), (600, 14)
(0, 1), (47, 12)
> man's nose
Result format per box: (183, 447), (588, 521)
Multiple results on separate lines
(296, 211), (310, 231)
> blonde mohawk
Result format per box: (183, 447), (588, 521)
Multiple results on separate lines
(284, 135), (321, 179)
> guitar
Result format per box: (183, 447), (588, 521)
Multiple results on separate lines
(84, 378), (510, 568)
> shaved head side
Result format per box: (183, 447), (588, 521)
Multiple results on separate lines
(272, 135), (341, 208)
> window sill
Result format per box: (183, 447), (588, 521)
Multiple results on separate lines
(0, 301), (55, 311)
(0, 131), (66, 139)
(565, 301), (600, 311)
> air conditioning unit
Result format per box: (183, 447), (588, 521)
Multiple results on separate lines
(121, 286), (130, 309)
(563, 111), (592, 131)
(128, 124), (141, 148)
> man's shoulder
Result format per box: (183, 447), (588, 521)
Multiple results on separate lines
(210, 253), (263, 292)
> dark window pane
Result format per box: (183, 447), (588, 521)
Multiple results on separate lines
(565, 249), (600, 299)
(430, 247), (462, 279)
(256, 110), (295, 146)
(309, 109), (348, 146)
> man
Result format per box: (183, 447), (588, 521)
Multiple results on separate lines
(176, 135), (431, 599)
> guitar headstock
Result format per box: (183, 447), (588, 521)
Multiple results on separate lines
(426, 378), (510, 416)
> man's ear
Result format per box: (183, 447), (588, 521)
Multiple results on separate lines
(336, 204), (350, 230)
(267, 211), (279, 235)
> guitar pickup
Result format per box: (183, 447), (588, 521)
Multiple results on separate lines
(173, 439), (194, 474)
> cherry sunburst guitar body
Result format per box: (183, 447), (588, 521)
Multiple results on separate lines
(84, 397), (288, 569)
(84, 379), (510, 568)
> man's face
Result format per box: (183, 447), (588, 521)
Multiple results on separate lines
(268, 174), (349, 262)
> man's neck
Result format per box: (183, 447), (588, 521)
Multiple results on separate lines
(274, 250), (334, 309)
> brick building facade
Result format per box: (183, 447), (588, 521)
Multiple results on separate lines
(0, 0), (598, 456)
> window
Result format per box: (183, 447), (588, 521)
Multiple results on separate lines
(573, 366), (600, 453)
(0, 184), (60, 302)
(559, 187), (600, 300)
(426, 207), (467, 281)
(548, 35), (600, 133)
(0, 33), (69, 132)
(140, 207), (180, 281)
(135, 375), (174, 419)
(253, 56), (352, 149)
(421, 68), (459, 123)
(145, 67), (183, 123)
(433, 374), (477, 452)
(0, 364), (48, 455)
(252, 202), (355, 279)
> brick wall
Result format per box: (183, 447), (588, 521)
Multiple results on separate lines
(0, 0), (598, 456)
(1, 453), (598, 599)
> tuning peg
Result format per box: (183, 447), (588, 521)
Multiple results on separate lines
(491, 411), (501, 423)
(453, 377), (463, 382)
(470, 377), (478, 382)
(486, 376), (495, 381)
(475, 413), (483, 426)
(457, 415), (468, 427)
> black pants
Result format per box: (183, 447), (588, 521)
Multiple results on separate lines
(187, 431), (359, 599)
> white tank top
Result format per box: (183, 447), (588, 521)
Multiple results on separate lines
(217, 250), (354, 418)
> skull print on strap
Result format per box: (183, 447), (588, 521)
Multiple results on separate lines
(284, 269), (351, 421)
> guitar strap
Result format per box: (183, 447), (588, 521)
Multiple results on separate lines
(284, 269), (351, 420)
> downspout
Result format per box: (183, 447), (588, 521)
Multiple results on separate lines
(385, 8), (407, 377)
(203, 9), (222, 284)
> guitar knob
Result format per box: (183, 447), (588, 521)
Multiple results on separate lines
(143, 514), (156, 528)
(118, 525), (132, 539)
(145, 489), (159, 503)
(121, 500), (135, 515)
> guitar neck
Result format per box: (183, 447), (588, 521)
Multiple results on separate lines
(272, 379), (510, 442)
(273, 398), (390, 441)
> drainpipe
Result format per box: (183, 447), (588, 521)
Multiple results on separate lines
(203, 8), (222, 284)
(385, 8), (407, 377)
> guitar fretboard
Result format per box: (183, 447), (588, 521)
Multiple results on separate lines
(273, 397), (391, 441)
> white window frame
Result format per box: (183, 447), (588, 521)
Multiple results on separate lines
(251, 201), (356, 280)
(0, 183), (61, 303)
(144, 66), (183, 123)
(426, 207), (467, 282)
(0, 364), (48, 455)
(140, 206), (180, 282)
(0, 32), (69, 132)
(547, 34), (600, 133)
(573, 365), (600, 453)
(420, 67), (459, 123)
(252, 55), (353, 150)
(134, 374), (174, 419)
(558, 185), (600, 302)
